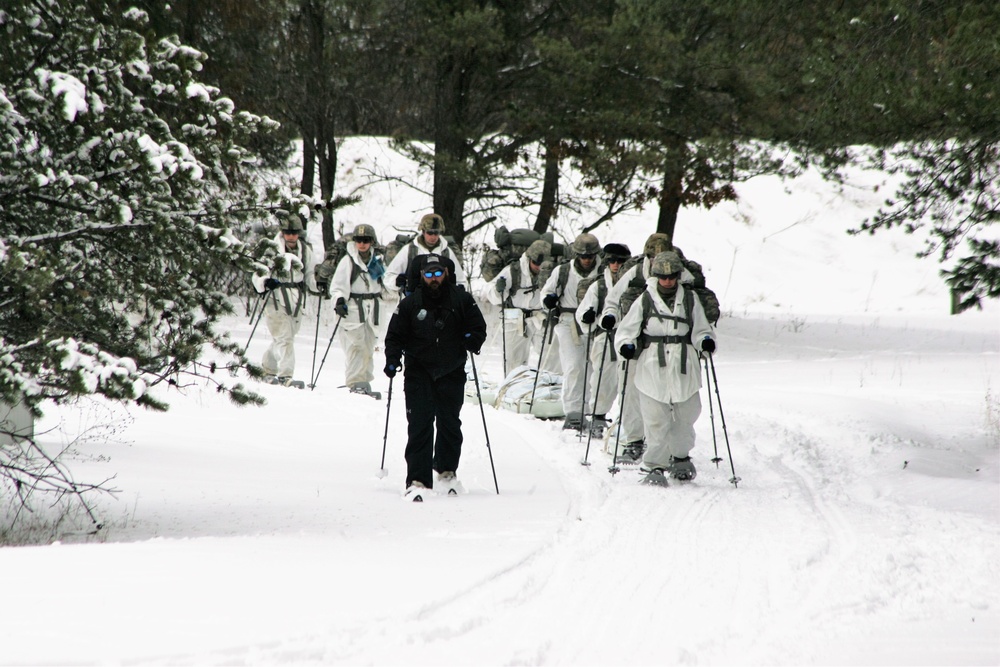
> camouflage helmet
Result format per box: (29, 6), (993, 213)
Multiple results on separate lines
(643, 233), (672, 258)
(651, 250), (684, 278)
(351, 223), (378, 244)
(281, 212), (306, 234)
(418, 213), (446, 233)
(571, 232), (601, 256)
(525, 239), (551, 265)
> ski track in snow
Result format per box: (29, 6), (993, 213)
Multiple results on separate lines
(165, 317), (997, 665)
(13, 307), (997, 666)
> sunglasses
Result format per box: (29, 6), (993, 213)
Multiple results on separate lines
(578, 253), (597, 260)
(424, 230), (441, 236)
(608, 257), (627, 265)
(354, 237), (373, 244)
(423, 269), (444, 278)
(657, 272), (681, 280)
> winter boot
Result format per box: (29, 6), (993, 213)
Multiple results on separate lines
(436, 471), (465, 496)
(614, 440), (645, 465)
(667, 456), (697, 482)
(562, 411), (583, 431)
(639, 467), (669, 487)
(404, 480), (428, 502)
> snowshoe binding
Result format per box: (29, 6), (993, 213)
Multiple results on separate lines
(639, 467), (669, 487)
(436, 471), (464, 496)
(667, 456), (697, 482)
(614, 441), (645, 465)
(404, 481), (428, 502)
(561, 411), (583, 431)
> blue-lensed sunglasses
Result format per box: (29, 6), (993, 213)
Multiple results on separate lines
(423, 269), (444, 278)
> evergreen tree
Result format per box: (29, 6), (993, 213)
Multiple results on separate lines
(0, 1), (286, 414)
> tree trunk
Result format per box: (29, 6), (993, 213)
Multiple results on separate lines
(533, 140), (560, 234)
(656, 156), (684, 241)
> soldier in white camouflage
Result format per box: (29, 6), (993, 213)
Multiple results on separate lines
(615, 250), (717, 485)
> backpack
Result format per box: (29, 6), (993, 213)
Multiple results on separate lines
(575, 272), (608, 310)
(617, 254), (720, 325)
(481, 227), (542, 281)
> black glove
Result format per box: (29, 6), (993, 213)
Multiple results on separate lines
(463, 333), (481, 354)
(543, 293), (559, 309)
(384, 360), (401, 378)
(620, 344), (636, 360)
(335, 297), (348, 318)
(495, 276), (507, 294)
(581, 308), (596, 325)
(600, 314), (616, 331)
(316, 279), (329, 296)
(263, 277), (281, 291)
(702, 337), (716, 353)
(395, 274), (407, 289)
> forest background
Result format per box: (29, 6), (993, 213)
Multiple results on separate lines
(0, 0), (998, 529)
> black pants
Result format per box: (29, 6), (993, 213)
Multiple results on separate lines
(403, 365), (466, 488)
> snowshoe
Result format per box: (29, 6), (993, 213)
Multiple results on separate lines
(436, 471), (464, 496)
(272, 376), (305, 389)
(639, 467), (669, 487)
(561, 411), (583, 431)
(586, 414), (609, 438)
(349, 382), (382, 400)
(667, 456), (697, 482)
(404, 481), (428, 502)
(614, 441), (645, 465)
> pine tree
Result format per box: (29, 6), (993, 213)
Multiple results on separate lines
(0, 1), (286, 413)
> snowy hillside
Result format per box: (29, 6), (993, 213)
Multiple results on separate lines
(1, 138), (997, 665)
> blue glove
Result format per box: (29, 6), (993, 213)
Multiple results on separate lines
(263, 277), (281, 291)
(600, 314), (616, 331)
(335, 298), (348, 318)
(384, 360), (401, 378)
(543, 293), (559, 309)
(619, 344), (636, 360)
(702, 337), (716, 353)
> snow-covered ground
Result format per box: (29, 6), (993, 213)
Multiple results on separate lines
(2, 139), (998, 666)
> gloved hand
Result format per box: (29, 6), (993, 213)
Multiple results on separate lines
(463, 333), (481, 354)
(600, 314), (616, 331)
(316, 279), (329, 296)
(702, 337), (716, 353)
(581, 308), (596, 325)
(495, 276), (507, 294)
(335, 297), (348, 318)
(263, 277), (281, 291)
(543, 293), (559, 309)
(619, 343), (636, 360)
(395, 273), (407, 289)
(384, 360), (401, 378)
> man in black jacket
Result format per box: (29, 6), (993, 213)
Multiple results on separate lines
(384, 254), (488, 501)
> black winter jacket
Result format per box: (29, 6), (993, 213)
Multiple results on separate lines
(385, 282), (487, 380)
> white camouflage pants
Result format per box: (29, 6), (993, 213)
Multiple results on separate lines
(339, 322), (377, 387)
(586, 331), (618, 417)
(553, 317), (589, 415)
(639, 391), (702, 469)
(262, 306), (303, 378)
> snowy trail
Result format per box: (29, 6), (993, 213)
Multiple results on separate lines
(4, 311), (996, 666)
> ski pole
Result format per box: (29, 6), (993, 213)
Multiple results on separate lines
(582, 332), (610, 467)
(608, 358), (630, 476)
(376, 374), (393, 479)
(500, 306), (508, 378)
(577, 322), (593, 440)
(309, 314), (343, 390)
(703, 354), (721, 467)
(241, 292), (268, 357)
(309, 294), (323, 391)
(707, 352), (740, 487)
(527, 308), (553, 413)
(468, 351), (500, 494)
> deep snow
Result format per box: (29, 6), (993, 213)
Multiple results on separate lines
(1, 138), (998, 666)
